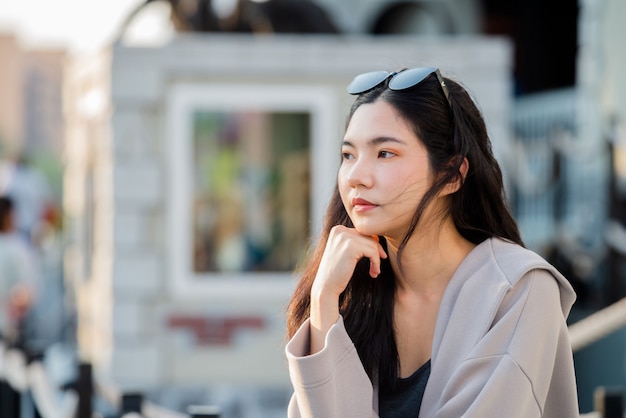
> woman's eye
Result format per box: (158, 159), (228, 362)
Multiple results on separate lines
(341, 152), (354, 160)
(378, 150), (395, 158)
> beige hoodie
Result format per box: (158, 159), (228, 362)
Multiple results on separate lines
(286, 238), (579, 417)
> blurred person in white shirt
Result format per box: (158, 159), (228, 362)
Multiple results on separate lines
(0, 153), (54, 246)
(0, 195), (39, 344)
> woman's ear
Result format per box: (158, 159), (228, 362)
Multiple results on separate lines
(442, 157), (469, 196)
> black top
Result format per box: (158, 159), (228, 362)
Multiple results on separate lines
(379, 360), (431, 418)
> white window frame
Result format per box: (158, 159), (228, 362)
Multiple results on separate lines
(166, 83), (339, 299)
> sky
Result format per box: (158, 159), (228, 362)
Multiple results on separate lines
(0, 0), (146, 53)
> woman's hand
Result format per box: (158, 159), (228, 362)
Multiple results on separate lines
(309, 225), (387, 354)
(314, 226), (387, 297)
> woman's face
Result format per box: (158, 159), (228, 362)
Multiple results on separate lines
(339, 100), (435, 240)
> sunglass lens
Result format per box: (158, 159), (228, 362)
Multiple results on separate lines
(388, 67), (437, 90)
(347, 71), (390, 95)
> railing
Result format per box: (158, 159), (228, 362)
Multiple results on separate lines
(3, 302), (625, 417)
(569, 298), (626, 353)
(0, 339), (220, 418)
(570, 298), (626, 418)
(5, 299), (626, 417)
(511, 87), (608, 257)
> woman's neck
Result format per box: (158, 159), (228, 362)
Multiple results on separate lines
(385, 218), (475, 297)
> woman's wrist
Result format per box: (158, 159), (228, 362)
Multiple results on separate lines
(309, 290), (340, 354)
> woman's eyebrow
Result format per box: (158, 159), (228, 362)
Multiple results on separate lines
(368, 136), (406, 146)
(342, 136), (406, 147)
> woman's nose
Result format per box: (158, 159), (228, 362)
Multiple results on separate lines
(344, 157), (373, 188)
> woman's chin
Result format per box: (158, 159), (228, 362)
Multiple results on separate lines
(352, 224), (383, 237)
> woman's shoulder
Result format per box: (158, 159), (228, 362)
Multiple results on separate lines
(478, 237), (556, 284)
(477, 237), (576, 313)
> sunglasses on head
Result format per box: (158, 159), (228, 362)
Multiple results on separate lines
(346, 67), (451, 107)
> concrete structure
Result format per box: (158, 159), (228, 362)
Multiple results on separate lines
(0, 34), (25, 150)
(23, 49), (66, 155)
(64, 35), (513, 413)
(0, 33), (65, 156)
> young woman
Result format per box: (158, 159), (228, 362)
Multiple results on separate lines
(285, 68), (579, 417)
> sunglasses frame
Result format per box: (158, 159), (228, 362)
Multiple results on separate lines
(346, 67), (451, 108)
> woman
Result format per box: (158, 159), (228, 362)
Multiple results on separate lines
(285, 67), (579, 417)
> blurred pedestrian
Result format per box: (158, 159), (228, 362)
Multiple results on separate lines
(0, 195), (39, 344)
(0, 152), (54, 246)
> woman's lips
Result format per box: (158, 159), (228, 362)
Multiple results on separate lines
(352, 197), (378, 212)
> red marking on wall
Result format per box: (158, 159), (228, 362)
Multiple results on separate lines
(167, 315), (266, 346)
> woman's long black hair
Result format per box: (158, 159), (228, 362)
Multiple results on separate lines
(286, 71), (523, 391)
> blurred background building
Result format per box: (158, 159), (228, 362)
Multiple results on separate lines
(1, 0), (626, 416)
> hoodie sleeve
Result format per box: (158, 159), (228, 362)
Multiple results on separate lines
(285, 316), (379, 418)
(429, 270), (578, 418)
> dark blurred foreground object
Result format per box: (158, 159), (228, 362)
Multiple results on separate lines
(121, 0), (340, 35)
(594, 386), (624, 418)
(188, 405), (222, 417)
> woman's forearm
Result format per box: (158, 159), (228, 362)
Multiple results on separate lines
(309, 289), (340, 355)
